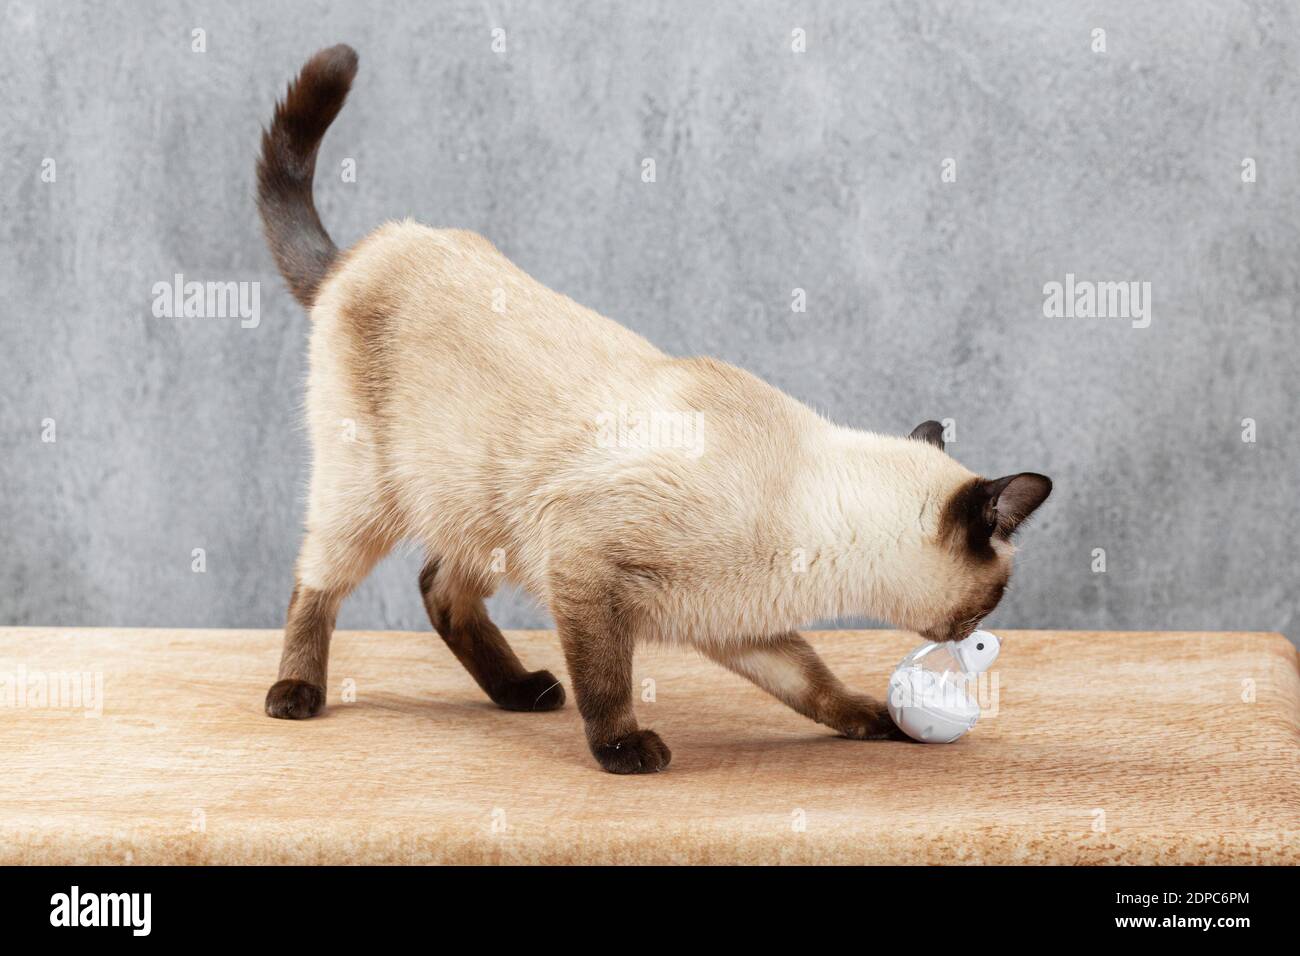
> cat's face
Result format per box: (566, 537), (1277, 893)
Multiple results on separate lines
(898, 422), (1052, 642)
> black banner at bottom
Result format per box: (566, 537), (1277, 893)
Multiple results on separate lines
(0, 864), (1285, 942)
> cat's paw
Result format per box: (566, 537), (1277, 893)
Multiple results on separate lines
(265, 679), (325, 719)
(592, 729), (673, 774)
(493, 669), (566, 712)
(826, 695), (907, 741)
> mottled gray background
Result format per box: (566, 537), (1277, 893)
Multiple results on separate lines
(2, 1), (1297, 644)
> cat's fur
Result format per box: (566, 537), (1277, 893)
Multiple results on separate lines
(257, 46), (1052, 773)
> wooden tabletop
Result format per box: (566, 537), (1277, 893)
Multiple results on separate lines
(0, 627), (1296, 864)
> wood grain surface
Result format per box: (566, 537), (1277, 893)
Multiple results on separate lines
(0, 627), (1296, 864)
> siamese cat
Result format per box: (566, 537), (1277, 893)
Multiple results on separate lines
(258, 45), (1052, 774)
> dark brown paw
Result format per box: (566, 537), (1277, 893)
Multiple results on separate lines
(592, 729), (672, 774)
(826, 695), (907, 740)
(265, 679), (325, 719)
(492, 669), (566, 712)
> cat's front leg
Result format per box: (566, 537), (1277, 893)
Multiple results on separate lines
(703, 632), (907, 741)
(552, 595), (671, 774)
(818, 691), (905, 740)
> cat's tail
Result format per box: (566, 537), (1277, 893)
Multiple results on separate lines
(256, 44), (359, 309)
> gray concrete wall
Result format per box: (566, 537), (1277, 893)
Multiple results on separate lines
(2, 1), (1297, 643)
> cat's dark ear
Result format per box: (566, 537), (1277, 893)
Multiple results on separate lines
(980, 473), (1053, 538)
(909, 420), (945, 451)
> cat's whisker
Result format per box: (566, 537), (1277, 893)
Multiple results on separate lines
(533, 680), (563, 709)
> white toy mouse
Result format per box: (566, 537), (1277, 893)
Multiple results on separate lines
(887, 629), (1000, 743)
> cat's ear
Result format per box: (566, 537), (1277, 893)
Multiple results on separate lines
(909, 420), (945, 451)
(980, 473), (1053, 538)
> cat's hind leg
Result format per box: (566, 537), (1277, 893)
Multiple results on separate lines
(418, 559), (565, 712)
(265, 517), (395, 719)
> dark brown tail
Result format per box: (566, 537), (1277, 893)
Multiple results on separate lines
(256, 44), (358, 309)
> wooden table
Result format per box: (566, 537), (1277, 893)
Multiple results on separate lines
(1, 627), (1296, 864)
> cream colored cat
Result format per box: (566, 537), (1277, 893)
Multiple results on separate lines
(258, 45), (1052, 773)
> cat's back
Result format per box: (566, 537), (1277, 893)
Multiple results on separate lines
(304, 220), (674, 537)
(315, 220), (662, 384)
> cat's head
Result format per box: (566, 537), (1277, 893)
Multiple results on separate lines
(884, 420), (1053, 642)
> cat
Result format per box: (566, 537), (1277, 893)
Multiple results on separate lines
(257, 45), (1052, 774)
